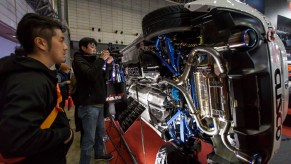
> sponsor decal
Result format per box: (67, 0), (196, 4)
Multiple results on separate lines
(106, 93), (125, 101)
(274, 69), (282, 141)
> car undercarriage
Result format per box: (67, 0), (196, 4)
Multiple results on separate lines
(119, 1), (289, 163)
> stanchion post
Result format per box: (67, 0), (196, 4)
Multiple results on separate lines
(110, 115), (138, 164)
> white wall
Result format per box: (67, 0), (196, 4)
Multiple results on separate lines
(0, 0), (33, 58)
(68, 0), (172, 45)
(0, 0), (34, 29)
(265, 0), (291, 27)
(0, 36), (17, 58)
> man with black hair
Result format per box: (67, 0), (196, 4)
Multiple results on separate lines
(0, 13), (73, 164)
(72, 37), (113, 164)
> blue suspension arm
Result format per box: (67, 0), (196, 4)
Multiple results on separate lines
(155, 37), (179, 76)
(167, 110), (181, 125)
(165, 36), (177, 72)
(154, 51), (178, 76)
(167, 109), (199, 143)
(155, 38), (160, 50)
(183, 114), (194, 137)
(180, 115), (185, 142)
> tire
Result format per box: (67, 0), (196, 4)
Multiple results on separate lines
(142, 5), (192, 40)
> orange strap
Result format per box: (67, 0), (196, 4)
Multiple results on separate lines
(40, 84), (64, 129)
(0, 85), (64, 163)
(0, 153), (25, 164)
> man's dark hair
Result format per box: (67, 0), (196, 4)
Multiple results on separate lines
(16, 13), (66, 54)
(78, 37), (97, 53)
(10, 47), (25, 56)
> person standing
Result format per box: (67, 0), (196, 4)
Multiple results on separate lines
(72, 37), (113, 164)
(0, 13), (73, 164)
(56, 63), (71, 109)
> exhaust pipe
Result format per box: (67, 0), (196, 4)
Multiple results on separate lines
(215, 28), (258, 51)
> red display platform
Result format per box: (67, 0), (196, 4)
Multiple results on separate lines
(105, 119), (212, 164)
(105, 118), (291, 164)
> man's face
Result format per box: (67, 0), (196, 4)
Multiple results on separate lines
(48, 29), (68, 63)
(82, 43), (96, 55)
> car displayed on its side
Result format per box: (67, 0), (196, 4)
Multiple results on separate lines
(121, 0), (289, 163)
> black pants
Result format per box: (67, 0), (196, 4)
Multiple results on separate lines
(74, 105), (84, 143)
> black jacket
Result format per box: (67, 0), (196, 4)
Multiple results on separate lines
(72, 52), (109, 105)
(57, 70), (70, 100)
(0, 55), (72, 164)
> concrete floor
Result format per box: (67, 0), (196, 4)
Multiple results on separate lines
(65, 107), (108, 164)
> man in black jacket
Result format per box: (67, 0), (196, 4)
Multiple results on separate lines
(72, 38), (113, 164)
(0, 13), (73, 164)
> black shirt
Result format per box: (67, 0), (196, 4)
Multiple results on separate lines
(0, 55), (71, 164)
(72, 52), (109, 105)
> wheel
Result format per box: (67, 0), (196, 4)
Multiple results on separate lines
(142, 5), (192, 40)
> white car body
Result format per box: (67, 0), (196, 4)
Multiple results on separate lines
(186, 0), (288, 159)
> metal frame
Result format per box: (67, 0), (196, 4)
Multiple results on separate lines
(25, 0), (58, 18)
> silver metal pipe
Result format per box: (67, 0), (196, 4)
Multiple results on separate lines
(207, 73), (214, 117)
(175, 47), (225, 85)
(161, 78), (219, 136)
(220, 121), (255, 164)
(220, 121), (235, 152)
(219, 73), (230, 120)
(214, 43), (245, 52)
(195, 72), (210, 116)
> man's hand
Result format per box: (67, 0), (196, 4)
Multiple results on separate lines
(100, 50), (110, 61)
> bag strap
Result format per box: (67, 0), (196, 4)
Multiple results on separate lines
(0, 85), (64, 163)
(40, 84), (64, 129)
